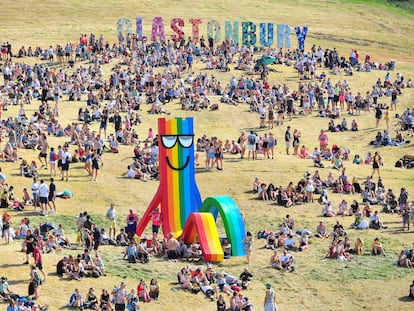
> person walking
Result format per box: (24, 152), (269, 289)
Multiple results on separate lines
(264, 283), (277, 311)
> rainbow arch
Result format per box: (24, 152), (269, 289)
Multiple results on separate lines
(180, 196), (246, 262)
(181, 212), (224, 262)
(200, 196), (246, 257)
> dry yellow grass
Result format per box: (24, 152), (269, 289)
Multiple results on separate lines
(0, 1), (414, 310)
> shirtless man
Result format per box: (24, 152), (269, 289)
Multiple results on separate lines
(38, 133), (49, 169)
(166, 232), (180, 261)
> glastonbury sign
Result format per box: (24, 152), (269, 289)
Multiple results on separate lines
(117, 17), (308, 50)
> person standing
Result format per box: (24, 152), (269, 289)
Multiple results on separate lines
(99, 107), (109, 138)
(114, 282), (127, 311)
(38, 133), (49, 169)
(92, 223), (101, 254)
(33, 242), (46, 281)
(151, 207), (161, 242)
(126, 209), (138, 238)
(91, 149), (100, 182)
(106, 203), (116, 240)
(371, 151), (382, 178)
(264, 283), (277, 311)
(29, 264), (42, 300)
(239, 131), (247, 159)
(375, 104), (383, 128)
(31, 178), (39, 211)
(38, 179), (49, 216)
(293, 129), (301, 156)
(113, 111), (122, 133)
(24, 230), (35, 264)
(285, 126), (291, 155)
(242, 231), (253, 264)
(390, 88), (398, 111)
(318, 129), (329, 152)
(247, 131), (257, 161)
(61, 145), (71, 181)
(48, 178), (56, 214)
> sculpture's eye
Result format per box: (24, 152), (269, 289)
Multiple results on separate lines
(161, 136), (177, 149)
(178, 135), (193, 148)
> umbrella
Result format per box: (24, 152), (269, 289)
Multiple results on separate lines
(256, 56), (275, 66)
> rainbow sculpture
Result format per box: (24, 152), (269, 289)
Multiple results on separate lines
(137, 117), (246, 262)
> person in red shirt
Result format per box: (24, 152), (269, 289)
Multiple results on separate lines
(318, 129), (329, 152)
(33, 242), (46, 281)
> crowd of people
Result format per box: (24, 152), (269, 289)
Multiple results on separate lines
(0, 26), (412, 309)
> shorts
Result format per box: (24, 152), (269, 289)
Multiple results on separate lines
(115, 303), (126, 311)
(248, 144), (256, 151)
(110, 220), (116, 229)
(152, 224), (160, 233)
(62, 163), (69, 171)
(40, 197), (48, 204)
(167, 250), (178, 260)
(39, 152), (47, 158)
(92, 161), (99, 170)
(36, 262), (43, 270)
(272, 261), (280, 268)
(285, 141), (291, 149)
(57, 159), (62, 168)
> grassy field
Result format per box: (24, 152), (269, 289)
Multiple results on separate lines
(0, 0), (414, 310)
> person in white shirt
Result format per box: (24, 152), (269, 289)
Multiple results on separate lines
(38, 179), (49, 216)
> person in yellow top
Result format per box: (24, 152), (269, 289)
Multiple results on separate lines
(354, 237), (364, 256)
(384, 107), (390, 129)
(372, 237), (385, 256)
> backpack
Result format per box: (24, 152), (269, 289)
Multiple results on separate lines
(248, 135), (256, 145)
(33, 271), (42, 286)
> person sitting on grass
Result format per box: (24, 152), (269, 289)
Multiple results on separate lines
(372, 237), (386, 256)
(239, 267), (253, 290)
(149, 278), (160, 301)
(409, 280), (414, 298)
(137, 279), (152, 303)
(264, 231), (277, 250)
(315, 221), (328, 238)
(397, 250), (413, 268)
(298, 233), (309, 251)
(280, 249), (295, 271)
(322, 201), (336, 217)
(369, 211), (388, 230)
(67, 288), (83, 309)
(221, 238), (232, 259)
(353, 237), (364, 256)
(270, 250), (282, 270)
(284, 234), (296, 251)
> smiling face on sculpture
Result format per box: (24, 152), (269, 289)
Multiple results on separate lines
(160, 134), (194, 171)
